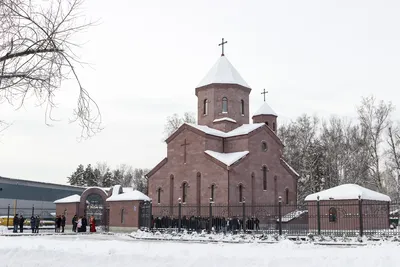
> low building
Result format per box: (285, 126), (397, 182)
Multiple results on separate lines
(54, 185), (150, 232)
(305, 184), (390, 235)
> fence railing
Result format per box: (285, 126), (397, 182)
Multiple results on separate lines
(142, 198), (400, 237)
(0, 204), (56, 229)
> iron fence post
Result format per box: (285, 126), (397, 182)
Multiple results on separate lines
(209, 198), (213, 233)
(32, 205), (34, 217)
(358, 195), (363, 237)
(278, 196), (282, 235)
(317, 195), (321, 235)
(149, 200), (153, 229)
(242, 198), (246, 232)
(178, 198), (182, 232)
(7, 204), (10, 228)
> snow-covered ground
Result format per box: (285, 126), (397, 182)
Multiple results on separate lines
(0, 233), (399, 267)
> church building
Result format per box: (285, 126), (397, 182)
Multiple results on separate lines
(147, 43), (299, 209)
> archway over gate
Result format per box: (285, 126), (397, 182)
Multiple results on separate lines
(78, 187), (109, 228)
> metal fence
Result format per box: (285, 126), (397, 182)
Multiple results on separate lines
(141, 199), (400, 237)
(0, 204), (56, 230)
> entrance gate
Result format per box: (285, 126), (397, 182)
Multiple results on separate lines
(85, 193), (109, 232)
(139, 201), (152, 229)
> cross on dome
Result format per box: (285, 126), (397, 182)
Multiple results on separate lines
(218, 38), (228, 56)
(261, 89), (268, 102)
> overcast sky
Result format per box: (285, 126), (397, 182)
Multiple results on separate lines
(1, 0), (400, 185)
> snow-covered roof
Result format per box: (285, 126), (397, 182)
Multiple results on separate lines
(197, 56), (250, 89)
(304, 184), (391, 202)
(253, 102), (277, 117)
(83, 186), (109, 196)
(281, 158), (300, 177)
(54, 194), (81, 204)
(106, 190), (150, 202)
(187, 123), (264, 138)
(205, 150), (249, 166)
(111, 185), (122, 196)
(122, 187), (134, 193)
(277, 210), (308, 222)
(213, 117), (237, 123)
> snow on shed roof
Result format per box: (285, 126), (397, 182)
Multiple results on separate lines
(253, 102), (278, 117)
(205, 150), (249, 166)
(54, 194), (81, 204)
(186, 123), (264, 138)
(304, 184), (391, 202)
(197, 56), (250, 89)
(106, 190), (150, 202)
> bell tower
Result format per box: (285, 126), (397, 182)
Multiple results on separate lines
(195, 39), (251, 132)
(252, 89), (278, 133)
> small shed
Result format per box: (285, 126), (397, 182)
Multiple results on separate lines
(305, 184), (390, 234)
(53, 194), (81, 228)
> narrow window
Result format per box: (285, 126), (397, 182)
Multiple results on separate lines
(121, 208), (124, 224)
(240, 100), (245, 115)
(273, 122), (276, 131)
(239, 184), (243, 202)
(157, 188), (161, 204)
(222, 97), (228, 113)
(329, 207), (337, 222)
(261, 141), (268, 151)
(182, 182), (187, 203)
(263, 166), (267, 190)
(203, 99), (208, 115)
(211, 184), (215, 202)
(285, 188), (289, 205)
(266, 121), (269, 126)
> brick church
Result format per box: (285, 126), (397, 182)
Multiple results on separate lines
(147, 45), (299, 208)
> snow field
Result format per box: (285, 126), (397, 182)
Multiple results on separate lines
(0, 234), (399, 267)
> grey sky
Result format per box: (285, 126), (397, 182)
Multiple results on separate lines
(1, 0), (400, 184)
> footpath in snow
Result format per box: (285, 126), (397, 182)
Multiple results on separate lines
(0, 234), (399, 267)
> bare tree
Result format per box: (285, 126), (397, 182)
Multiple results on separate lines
(163, 112), (195, 139)
(357, 96), (394, 191)
(0, 0), (101, 138)
(386, 125), (400, 200)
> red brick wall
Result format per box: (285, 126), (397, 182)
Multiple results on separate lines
(108, 200), (141, 228)
(196, 84), (250, 131)
(307, 200), (389, 231)
(55, 203), (79, 225)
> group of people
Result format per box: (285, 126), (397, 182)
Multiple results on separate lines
(12, 214), (41, 233)
(72, 215), (97, 233)
(55, 215), (66, 233)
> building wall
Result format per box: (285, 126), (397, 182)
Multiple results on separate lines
(108, 201), (141, 229)
(196, 84), (250, 131)
(307, 200), (389, 231)
(56, 202), (79, 226)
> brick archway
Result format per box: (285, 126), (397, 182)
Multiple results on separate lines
(78, 187), (109, 227)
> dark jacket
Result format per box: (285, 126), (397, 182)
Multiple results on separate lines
(61, 216), (66, 227)
(30, 216), (36, 228)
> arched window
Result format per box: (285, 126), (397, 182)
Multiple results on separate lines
(329, 207), (337, 222)
(273, 122), (276, 131)
(182, 182), (188, 203)
(240, 99), (245, 115)
(285, 188), (289, 205)
(121, 208), (125, 224)
(157, 188), (161, 204)
(203, 99), (208, 115)
(263, 166), (267, 190)
(261, 141), (268, 151)
(169, 175), (174, 206)
(239, 184), (243, 202)
(222, 97), (228, 113)
(211, 184), (215, 202)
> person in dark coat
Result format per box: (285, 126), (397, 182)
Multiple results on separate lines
(82, 216), (87, 232)
(13, 214), (19, 233)
(72, 215), (77, 232)
(19, 215), (25, 233)
(30, 215), (36, 233)
(35, 216), (40, 233)
(55, 215), (61, 233)
(61, 215), (66, 233)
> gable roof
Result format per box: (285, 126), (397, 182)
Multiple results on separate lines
(196, 56), (250, 89)
(253, 102), (278, 117)
(145, 157), (168, 178)
(186, 123), (265, 138)
(205, 150), (249, 166)
(304, 184), (391, 202)
(106, 190), (150, 202)
(280, 158), (299, 178)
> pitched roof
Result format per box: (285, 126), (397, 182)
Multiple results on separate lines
(54, 194), (81, 204)
(196, 56), (250, 89)
(304, 184), (391, 202)
(213, 117), (237, 123)
(106, 190), (150, 202)
(205, 150), (249, 166)
(253, 102), (278, 117)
